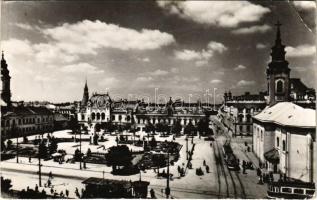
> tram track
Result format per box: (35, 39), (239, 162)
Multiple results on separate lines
(212, 117), (248, 199)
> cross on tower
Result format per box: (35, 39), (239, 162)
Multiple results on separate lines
(275, 20), (282, 28)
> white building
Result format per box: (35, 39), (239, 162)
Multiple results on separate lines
(253, 102), (315, 183)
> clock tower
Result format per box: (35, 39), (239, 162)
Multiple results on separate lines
(267, 21), (290, 106)
(1, 52), (12, 107)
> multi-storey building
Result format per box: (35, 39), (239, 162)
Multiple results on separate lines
(77, 83), (207, 131)
(219, 22), (315, 136)
(1, 53), (54, 139)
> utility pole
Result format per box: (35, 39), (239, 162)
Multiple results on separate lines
(185, 136), (188, 160)
(165, 149), (170, 199)
(38, 142), (42, 187)
(15, 127), (19, 163)
(79, 129), (82, 170)
(213, 88), (217, 111)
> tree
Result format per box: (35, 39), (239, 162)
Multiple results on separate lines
(106, 145), (132, 172)
(145, 122), (155, 135)
(150, 137), (157, 149)
(93, 133), (99, 145)
(197, 118), (210, 136)
(155, 122), (164, 133)
(69, 116), (80, 134)
(184, 121), (196, 136)
(1, 177), (12, 192)
(38, 141), (48, 159)
(152, 154), (166, 176)
(6, 139), (12, 149)
(86, 148), (91, 157)
(172, 120), (182, 136)
(95, 123), (101, 133)
(48, 136), (58, 154)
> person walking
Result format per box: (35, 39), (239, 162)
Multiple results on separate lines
(65, 189), (69, 197)
(150, 188), (155, 198)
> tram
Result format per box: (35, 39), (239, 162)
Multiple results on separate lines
(222, 142), (240, 170)
(267, 181), (315, 199)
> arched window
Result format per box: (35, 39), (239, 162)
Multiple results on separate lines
(91, 112), (96, 120)
(127, 115), (131, 122)
(276, 80), (284, 93)
(101, 113), (105, 120)
(282, 140), (286, 151)
(96, 113), (101, 120)
(118, 115), (122, 122)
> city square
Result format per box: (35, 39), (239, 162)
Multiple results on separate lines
(1, 0), (316, 199)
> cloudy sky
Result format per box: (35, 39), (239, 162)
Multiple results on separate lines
(1, 1), (316, 103)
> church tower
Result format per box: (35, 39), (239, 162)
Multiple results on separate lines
(1, 52), (12, 107)
(81, 79), (89, 107)
(267, 21), (290, 106)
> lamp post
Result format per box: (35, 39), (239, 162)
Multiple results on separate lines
(79, 128), (82, 170)
(165, 146), (170, 199)
(213, 88), (217, 111)
(185, 136), (188, 160)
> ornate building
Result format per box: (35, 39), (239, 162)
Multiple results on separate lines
(219, 21), (316, 136)
(77, 82), (207, 131)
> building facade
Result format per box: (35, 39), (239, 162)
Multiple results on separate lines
(1, 53), (54, 139)
(77, 83), (207, 131)
(220, 22), (315, 136)
(253, 102), (315, 183)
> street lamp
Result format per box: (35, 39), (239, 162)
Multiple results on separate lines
(213, 88), (217, 111)
(165, 144), (171, 199)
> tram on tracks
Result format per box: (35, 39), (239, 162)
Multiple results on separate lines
(267, 181), (315, 199)
(222, 141), (240, 170)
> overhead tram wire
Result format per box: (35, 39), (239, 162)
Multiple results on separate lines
(286, 0), (314, 35)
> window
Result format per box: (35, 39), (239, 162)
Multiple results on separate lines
(247, 125), (250, 132)
(306, 190), (315, 195)
(276, 80), (284, 93)
(81, 114), (85, 120)
(281, 187), (292, 193)
(101, 113), (105, 120)
(294, 189), (304, 194)
(91, 113), (96, 120)
(118, 115), (122, 121)
(282, 140), (286, 151)
(261, 130), (263, 141)
(277, 137), (279, 147)
(111, 115), (115, 121)
(96, 113), (101, 120)
(239, 125), (243, 131)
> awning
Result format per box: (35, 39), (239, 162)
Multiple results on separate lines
(264, 148), (280, 164)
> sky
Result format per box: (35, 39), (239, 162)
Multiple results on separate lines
(1, 0), (316, 103)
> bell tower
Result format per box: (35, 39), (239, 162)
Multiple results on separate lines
(1, 52), (12, 107)
(267, 21), (290, 106)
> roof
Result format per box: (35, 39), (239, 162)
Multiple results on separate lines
(82, 177), (132, 188)
(264, 148), (279, 164)
(290, 78), (308, 92)
(2, 106), (53, 117)
(253, 102), (315, 128)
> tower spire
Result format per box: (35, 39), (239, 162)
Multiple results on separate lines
(1, 51), (4, 60)
(275, 20), (282, 45)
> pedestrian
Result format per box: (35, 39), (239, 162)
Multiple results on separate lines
(75, 188), (80, 198)
(60, 191), (64, 197)
(50, 188), (54, 194)
(206, 165), (210, 173)
(65, 189), (69, 197)
(203, 160), (206, 166)
(35, 184), (39, 192)
(41, 189), (46, 196)
(29, 156), (32, 163)
(47, 179), (51, 187)
(49, 171), (53, 179)
(150, 188), (156, 198)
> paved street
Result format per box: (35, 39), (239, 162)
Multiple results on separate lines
(1, 116), (268, 199)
